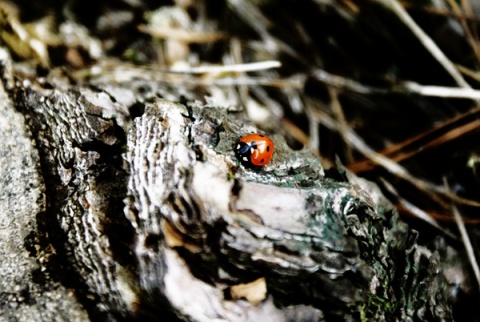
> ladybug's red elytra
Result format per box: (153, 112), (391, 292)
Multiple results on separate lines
(235, 133), (274, 166)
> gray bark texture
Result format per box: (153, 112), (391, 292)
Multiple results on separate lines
(0, 48), (452, 321)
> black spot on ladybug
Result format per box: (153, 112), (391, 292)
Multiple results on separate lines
(260, 159), (264, 163)
(266, 146), (270, 152)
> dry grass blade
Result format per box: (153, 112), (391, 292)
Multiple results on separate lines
(329, 88), (354, 163)
(458, 64), (480, 82)
(446, 178), (480, 292)
(380, 178), (457, 240)
(138, 24), (224, 43)
(313, 69), (480, 100)
(314, 68), (480, 100)
(169, 61), (282, 74)
(312, 69), (387, 95)
(401, 82), (480, 99)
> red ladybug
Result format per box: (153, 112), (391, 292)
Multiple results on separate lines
(236, 133), (274, 166)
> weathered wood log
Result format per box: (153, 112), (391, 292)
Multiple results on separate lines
(0, 48), (451, 321)
(0, 51), (90, 321)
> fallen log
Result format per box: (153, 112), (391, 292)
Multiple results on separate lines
(0, 49), (451, 321)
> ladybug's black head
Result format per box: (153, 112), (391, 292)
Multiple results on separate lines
(236, 141), (257, 155)
(236, 141), (250, 161)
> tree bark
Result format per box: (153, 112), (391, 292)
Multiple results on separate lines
(0, 48), (451, 321)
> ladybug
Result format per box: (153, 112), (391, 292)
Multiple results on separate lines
(235, 133), (274, 166)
